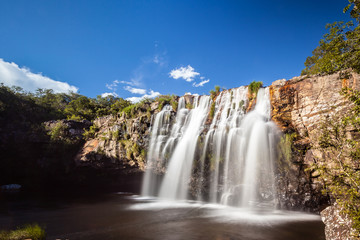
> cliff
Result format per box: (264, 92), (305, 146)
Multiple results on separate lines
(270, 71), (360, 239)
(75, 101), (177, 173)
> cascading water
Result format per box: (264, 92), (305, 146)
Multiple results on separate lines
(141, 105), (173, 196)
(159, 96), (211, 200)
(141, 87), (280, 209)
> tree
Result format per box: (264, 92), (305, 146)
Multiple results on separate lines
(302, 1), (360, 75)
(64, 96), (97, 120)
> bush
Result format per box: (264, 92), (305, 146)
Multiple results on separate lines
(248, 81), (263, 96)
(210, 86), (221, 100)
(47, 122), (68, 142)
(83, 125), (99, 140)
(170, 98), (178, 111)
(209, 102), (216, 120)
(215, 86), (220, 93)
(0, 224), (46, 240)
(186, 103), (193, 109)
(122, 104), (136, 118)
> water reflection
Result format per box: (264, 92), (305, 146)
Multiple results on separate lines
(0, 193), (325, 240)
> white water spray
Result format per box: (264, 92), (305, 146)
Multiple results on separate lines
(142, 88), (279, 209)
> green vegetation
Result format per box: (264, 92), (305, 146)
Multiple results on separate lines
(154, 95), (178, 111)
(120, 98), (155, 118)
(122, 104), (137, 118)
(0, 83), (132, 122)
(215, 85), (220, 93)
(186, 103), (194, 109)
(248, 81), (263, 96)
(0, 224), (45, 240)
(209, 102), (216, 120)
(310, 88), (360, 235)
(83, 125), (100, 140)
(47, 121), (69, 142)
(207, 85), (222, 121)
(209, 85), (221, 100)
(302, 1), (360, 75)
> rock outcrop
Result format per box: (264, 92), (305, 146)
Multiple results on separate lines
(321, 203), (358, 240)
(270, 71), (360, 238)
(75, 101), (176, 173)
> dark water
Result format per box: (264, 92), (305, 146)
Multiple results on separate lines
(0, 192), (325, 240)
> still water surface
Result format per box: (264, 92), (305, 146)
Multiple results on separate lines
(0, 192), (325, 240)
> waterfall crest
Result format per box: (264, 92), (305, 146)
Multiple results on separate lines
(141, 87), (280, 209)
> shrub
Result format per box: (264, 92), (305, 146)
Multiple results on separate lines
(248, 81), (263, 96)
(122, 104), (136, 118)
(83, 125), (99, 140)
(170, 98), (178, 111)
(209, 102), (216, 120)
(186, 103), (193, 109)
(112, 129), (121, 140)
(215, 86), (220, 94)
(47, 122), (68, 142)
(0, 224), (46, 240)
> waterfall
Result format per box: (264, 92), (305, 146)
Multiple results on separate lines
(141, 105), (173, 196)
(159, 96), (211, 200)
(141, 87), (279, 209)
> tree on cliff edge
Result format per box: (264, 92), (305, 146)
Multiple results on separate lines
(302, 0), (360, 75)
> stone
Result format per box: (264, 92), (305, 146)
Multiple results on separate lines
(321, 203), (358, 240)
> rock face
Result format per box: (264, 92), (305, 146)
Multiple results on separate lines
(321, 204), (357, 240)
(75, 102), (176, 173)
(270, 71), (360, 238)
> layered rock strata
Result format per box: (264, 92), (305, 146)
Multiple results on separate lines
(270, 71), (360, 238)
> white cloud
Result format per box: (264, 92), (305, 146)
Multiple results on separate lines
(124, 86), (147, 95)
(126, 90), (161, 103)
(106, 80), (120, 91)
(184, 92), (199, 96)
(193, 79), (210, 87)
(119, 75), (142, 87)
(169, 65), (200, 82)
(101, 92), (118, 98)
(0, 58), (78, 93)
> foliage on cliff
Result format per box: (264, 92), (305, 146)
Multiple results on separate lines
(302, 1), (360, 75)
(248, 81), (263, 100)
(208, 86), (221, 120)
(311, 88), (360, 236)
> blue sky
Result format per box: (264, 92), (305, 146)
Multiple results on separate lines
(0, 0), (351, 101)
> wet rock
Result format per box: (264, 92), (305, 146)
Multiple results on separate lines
(321, 203), (357, 240)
